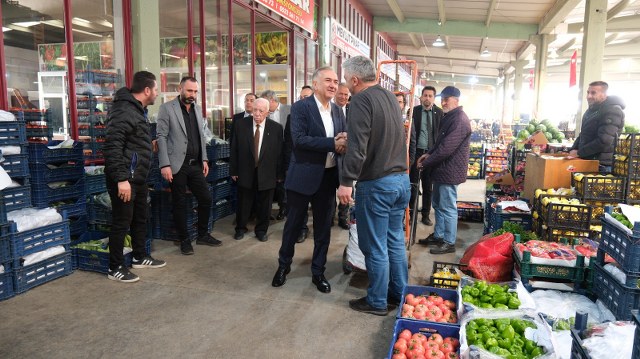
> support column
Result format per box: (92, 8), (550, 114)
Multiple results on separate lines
(511, 60), (528, 123)
(532, 33), (555, 119)
(131, 0), (161, 116)
(576, 0), (608, 134)
(319, 0), (331, 67)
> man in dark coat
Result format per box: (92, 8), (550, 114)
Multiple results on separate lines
(569, 81), (625, 173)
(229, 93), (256, 143)
(103, 71), (166, 283)
(417, 86), (471, 255)
(230, 98), (284, 242)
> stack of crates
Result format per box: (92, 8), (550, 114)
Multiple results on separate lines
(9, 109), (53, 144)
(593, 208), (640, 320)
(206, 139), (235, 222)
(533, 191), (592, 242)
(150, 187), (213, 242)
(613, 133), (640, 205)
(484, 195), (532, 234)
(571, 172), (626, 224)
(79, 109), (107, 165)
(28, 141), (86, 236)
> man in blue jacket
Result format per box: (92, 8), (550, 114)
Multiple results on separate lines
(418, 86), (471, 254)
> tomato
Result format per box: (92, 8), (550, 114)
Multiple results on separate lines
(412, 333), (428, 345)
(446, 352), (459, 359)
(413, 311), (426, 320)
(406, 344), (426, 359)
(426, 341), (439, 350)
(403, 304), (414, 312)
(439, 342), (453, 355)
(427, 295), (444, 306)
(408, 339), (422, 349)
(406, 294), (420, 307)
(442, 337), (460, 350)
(443, 299), (456, 310)
(428, 306), (443, 321)
(424, 349), (444, 359)
(394, 338), (408, 354)
(399, 329), (412, 341)
(392, 354), (407, 359)
(418, 296), (428, 305)
(428, 333), (444, 346)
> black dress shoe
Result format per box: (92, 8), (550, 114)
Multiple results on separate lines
(180, 241), (194, 255)
(271, 266), (291, 287)
(296, 229), (309, 243)
(349, 296), (388, 316)
(338, 219), (349, 230)
(234, 231), (245, 240)
(430, 242), (456, 254)
(196, 234), (222, 247)
(417, 233), (443, 246)
(276, 208), (286, 220)
(256, 233), (268, 242)
(312, 274), (331, 293)
(421, 216), (433, 226)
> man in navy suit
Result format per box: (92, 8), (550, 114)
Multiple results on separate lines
(272, 67), (347, 293)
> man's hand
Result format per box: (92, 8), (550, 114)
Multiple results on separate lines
(161, 167), (173, 183)
(231, 176), (238, 181)
(117, 180), (132, 203)
(152, 139), (158, 153)
(337, 185), (353, 205)
(203, 161), (209, 177)
(335, 132), (348, 154)
(569, 149), (578, 157)
(416, 153), (429, 169)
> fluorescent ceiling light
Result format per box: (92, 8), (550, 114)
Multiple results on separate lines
(73, 28), (103, 38)
(469, 76), (479, 84)
(2, 27), (10, 32)
(74, 56), (88, 61)
(96, 20), (113, 28)
(42, 20), (64, 28)
(73, 17), (91, 25)
(548, 48), (559, 59)
(433, 35), (445, 47)
(162, 53), (180, 59)
(13, 21), (40, 27)
(481, 47), (491, 57)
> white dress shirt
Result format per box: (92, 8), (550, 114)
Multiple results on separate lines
(271, 103), (282, 126)
(314, 95), (336, 168)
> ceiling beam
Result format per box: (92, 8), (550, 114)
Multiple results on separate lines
(557, 38), (576, 55)
(538, 0), (582, 34)
(436, 0), (446, 25)
(373, 17), (537, 40)
(486, 0), (498, 27)
(398, 45), (515, 63)
(385, 0), (405, 22)
(408, 33), (421, 49)
(567, 15), (640, 33)
(424, 73), (498, 86)
(607, 0), (631, 21)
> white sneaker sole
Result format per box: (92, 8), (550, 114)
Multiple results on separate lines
(107, 274), (140, 283)
(131, 262), (167, 269)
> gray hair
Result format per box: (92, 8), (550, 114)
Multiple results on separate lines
(259, 90), (277, 101)
(342, 56), (376, 82)
(254, 97), (269, 110)
(312, 66), (334, 81)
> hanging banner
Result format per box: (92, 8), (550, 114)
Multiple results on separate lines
(330, 18), (370, 58)
(377, 49), (395, 78)
(255, 0), (315, 34)
(569, 50), (577, 87)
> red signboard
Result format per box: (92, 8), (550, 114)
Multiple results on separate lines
(255, 0), (315, 34)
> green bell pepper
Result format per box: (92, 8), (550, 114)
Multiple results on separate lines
(508, 296), (522, 309)
(530, 347), (543, 358)
(485, 338), (498, 348)
(501, 325), (516, 341)
(493, 292), (509, 305)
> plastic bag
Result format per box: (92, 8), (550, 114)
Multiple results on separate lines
(346, 223), (366, 271)
(202, 123), (214, 145)
(0, 110), (16, 122)
(457, 276), (536, 320)
(581, 320), (636, 359)
(531, 289), (615, 328)
(460, 232), (514, 282)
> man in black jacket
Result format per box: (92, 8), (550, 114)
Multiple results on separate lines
(410, 86), (443, 226)
(103, 71), (166, 283)
(229, 93), (255, 143)
(570, 81), (625, 173)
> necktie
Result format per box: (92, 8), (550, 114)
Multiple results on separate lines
(254, 124), (260, 167)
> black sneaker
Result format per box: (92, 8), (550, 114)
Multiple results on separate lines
(196, 234), (222, 247)
(349, 296), (388, 316)
(181, 242), (194, 255)
(107, 265), (139, 283)
(418, 233), (444, 246)
(421, 216), (433, 226)
(132, 256), (166, 269)
(430, 242), (456, 254)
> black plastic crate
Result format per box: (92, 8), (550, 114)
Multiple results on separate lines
(29, 160), (84, 184)
(0, 153), (29, 178)
(536, 221), (590, 243)
(584, 199), (620, 224)
(0, 120), (26, 146)
(71, 231), (151, 274)
(599, 214), (640, 274)
(28, 141), (84, 164)
(0, 270), (14, 301)
(85, 173), (106, 195)
(428, 261), (465, 289)
(207, 161), (230, 182)
(541, 202), (592, 231)
(615, 133), (640, 157)
(13, 252), (72, 294)
(572, 172), (626, 201)
(31, 177), (85, 208)
(633, 310), (640, 359)
(593, 261), (640, 320)
(213, 179), (232, 201)
(212, 199), (234, 221)
(457, 201), (483, 222)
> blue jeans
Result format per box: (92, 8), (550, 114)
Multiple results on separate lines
(355, 173), (410, 310)
(432, 182), (458, 245)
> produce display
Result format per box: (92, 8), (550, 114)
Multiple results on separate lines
(464, 318), (545, 358)
(432, 266), (462, 288)
(494, 222), (537, 242)
(514, 240), (577, 261)
(467, 159), (482, 178)
(460, 280), (521, 309)
(401, 293), (458, 324)
(516, 119), (565, 143)
(610, 211), (634, 229)
(391, 330), (460, 359)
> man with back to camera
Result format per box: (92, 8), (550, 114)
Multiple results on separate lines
(230, 98), (283, 242)
(333, 82), (351, 230)
(411, 86), (443, 228)
(272, 67), (347, 293)
(417, 86), (471, 255)
(104, 71), (166, 283)
(156, 76), (222, 256)
(569, 81), (625, 173)
(260, 89), (291, 220)
(337, 56), (411, 316)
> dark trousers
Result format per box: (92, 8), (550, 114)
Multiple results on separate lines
(170, 161), (212, 242)
(409, 149), (433, 217)
(275, 182), (286, 209)
(278, 167), (337, 275)
(107, 180), (149, 269)
(236, 170), (274, 237)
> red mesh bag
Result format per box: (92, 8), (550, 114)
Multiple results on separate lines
(460, 232), (514, 282)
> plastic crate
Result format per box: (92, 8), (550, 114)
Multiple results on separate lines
(541, 202), (592, 231)
(213, 179), (232, 201)
(593, 261), (640, 320)
(599, 214), (640, 274)
(615, 133), (640, 157)
(513, 248), (586, 282)
(31, 177), (85, 208)
(69, 216), (88, 236)
(25, 126), (53, 141)
(428, 262), (466, 289)
(583, 199), (619, 224)
(0, 231), (10, 263)
(534, 192), (576, 216)
(0, 183), (32, 224)
(28, 141), (84, 164)
(72, 231), (151, 274)
(613, 156), (640, 180)
(633, 310), (640, 359)
(572, 172), (626, 201)
(207, 161), (230, 182)
(85, 173), (106, 195)
(387, 319), (460, 359)
(29, 160), (84, 184)
(88, 198), (112, 226)
(0, 270), (14, 301)
(13, 252), (72, 294)
(535, 220), (590, 242)
(457, 201), (483, 222)
(486, 207), (532, 234)
(397, 285), (460, 325)
(0, 120), (26, 145)
(0, 153), (29, 178)
(627, 179), (640, 203)
(212, 199), (234, 221)
(570, 312), (592, 359)
(9, 220), (70, 263)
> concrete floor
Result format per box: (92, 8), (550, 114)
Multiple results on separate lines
(0, 179), (486, 359)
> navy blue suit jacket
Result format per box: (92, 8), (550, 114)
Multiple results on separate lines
(285, 95), (346, 195)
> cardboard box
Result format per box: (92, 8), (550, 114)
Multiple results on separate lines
(523, 153), (599, 200)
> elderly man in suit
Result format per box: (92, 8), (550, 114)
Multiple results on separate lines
(272, 67), (347, 294)
(260, 90), (291, 220)
(157, 76), (221, 256)
(230, 98), (284, 242)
